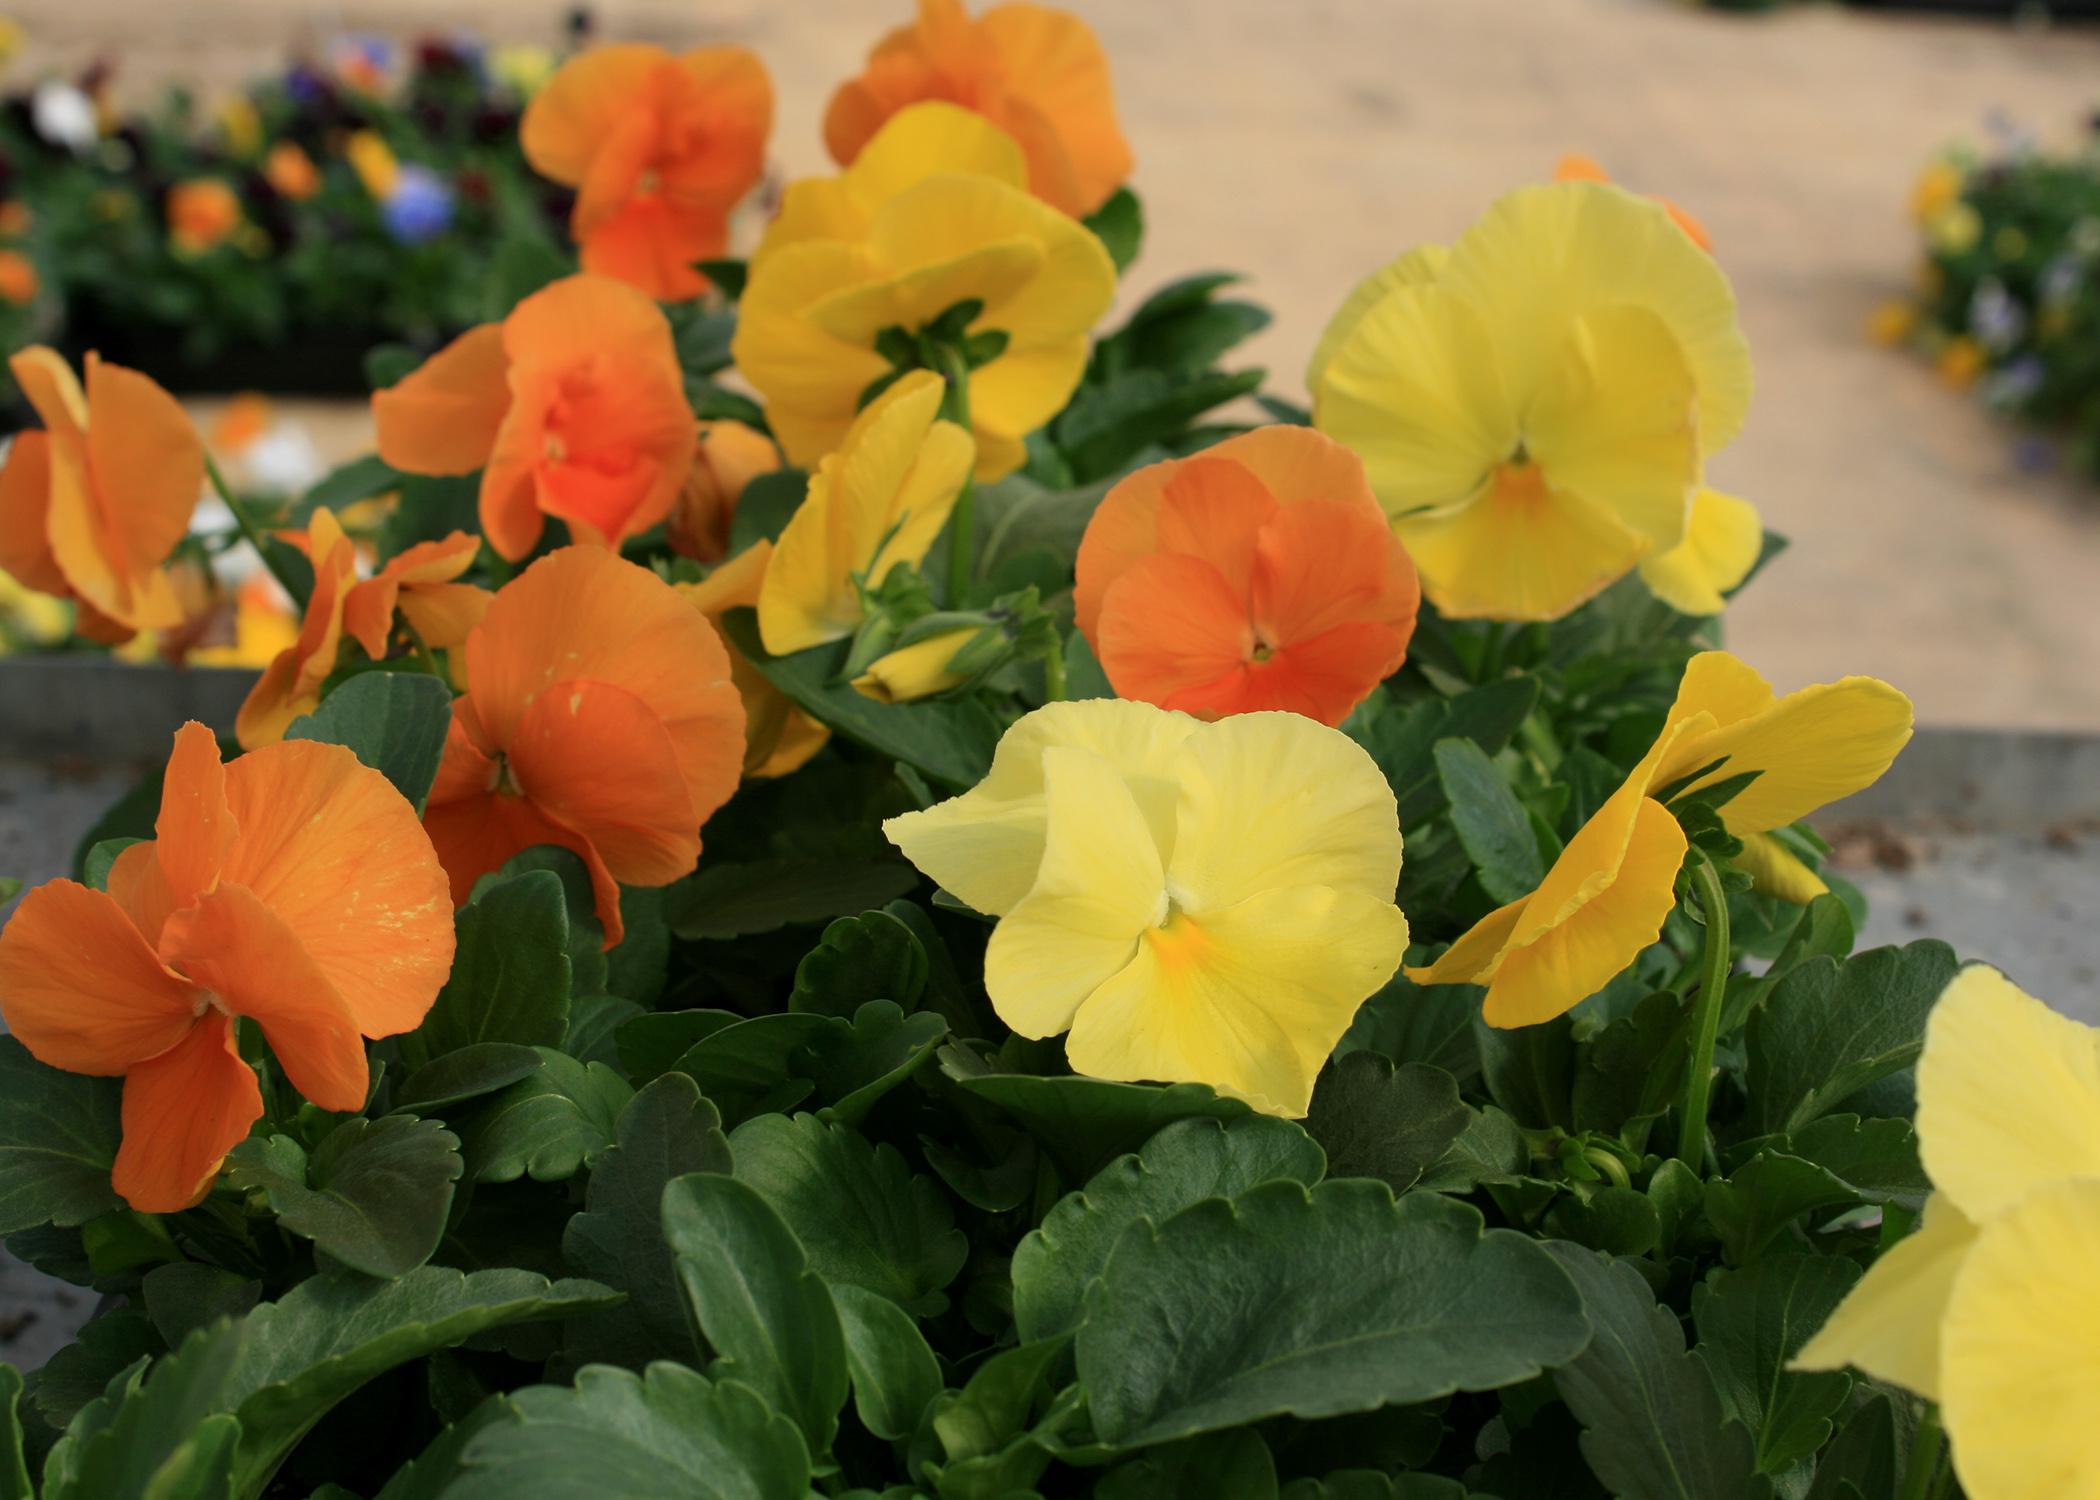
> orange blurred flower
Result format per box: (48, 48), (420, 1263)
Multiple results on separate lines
(0, 201), (33, 236)
(208, 392), (273, 454)
(0, 723), (454, 1211)
(1553, 152), (1711, 252)
(0, 347), (202, 643)
(167, 179), (242, 253)
(0, 249), (35, 304)
(342, 531), (490, 660)
(521, 43), (772, 301)
(669, 419), (780, 562)
(237, 508), (359, 748)
(825, 0), (1132, 219)
(679, 542), (831, 777)
(1075, 426), (1419, 726)
(264, 141), (321, 200)
(423, 547), (745, 945)
(372, 274), (698, 561)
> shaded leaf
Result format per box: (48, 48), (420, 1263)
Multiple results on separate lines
(223, 1116), (461, 1278)
(406, 871), (573, 1068)
(664, 857), (920, 941)
(0, 1037), (122, 1234)
(455, 1049), (632, 1184)
(790, 909), (927, 1017)
(286, 671), (453, 812)
(1304, 1055), (1468, 1193)
(392, 1043), (544, 1116)
(1435, 739), (1545, 903)
(1692, 1254), (1861, 1473)
(831, 1282), (941, 1442)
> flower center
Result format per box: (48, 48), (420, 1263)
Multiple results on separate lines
(485, 754), (524, 797)
(1144, 909), (1213, 981)
(1488, 458), (1550, 509)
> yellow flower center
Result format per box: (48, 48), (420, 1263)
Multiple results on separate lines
(1144, 910), (1214, 983)
(1488, 459), (1550, 511)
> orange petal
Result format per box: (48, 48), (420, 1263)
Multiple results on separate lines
(85, 353), (204, 584)
(579, 198), (728, 303)
(113, 1009), (258, 1214)
(1153, 457), (1276, 608)
(1553, 152), (1611, 184)
(422, 788), (627, 949)
(152, 721), (237, 914)
(235, 535), (356, 749)
(380, 531), (481, 587)
(397, 582), (491, 651)
(341, 576), (402, 661)
(0, 879), (198, 1074)
(1233, 622), (1411, 726)
(1095, 552), (1253, 713)
(218, 740), (455, 1039)
(508, 678), (701, 888)
(1251, 496), (1419, 655)
(519, 44), (669, 187)
(373, 323), (511, 477)
(0, 430), (66, 596)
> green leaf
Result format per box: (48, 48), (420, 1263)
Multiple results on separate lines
(1692, 1254), (1862, 1473)
(725, 468), (806, 552)
(1473, 1013), (1576, 1132)
(1350, 677), (1540, 824)
(490, 234), (575, 311)
(565, 994), (645, 1068)
(790, 909), (928, 1016)
(1703, 1152), (1862, 1264)
(40, 1267), (617, 1500)
(945, 1055), (1251, 1180)
(1416, 1104), (1528, 1192)
(0, 1365), (28, 1500)
(672, 305), (738, 376)
(1082, 187), (1143, 273)
(1804, 1393), (1901, 1500)
(480, 847), (608, 997)
(662, 1173), (850, 1455)
(1099, 1430), (1278, 1500)
(1546, 1186), (1663, 1258)
(1304, 1054), (1468, 1193)
(664, 857), (920, 940)
(1011, 1115), (1324, 1343)
(223, 1115), (462, 1278)
(1078, 1181), (1590, 1447)
(449, 1362), (810, 1500)
(831, 1282), (941, 1442)
(1742, 941), (1961, 1136)
(286, 621), (439, 726)
(1783, 1114), (1929, 1214)
(1338, 971), (1482, 1086)
(81, 837), (140, 892)
(407, 871), (573, 1067)
(1279, 1475), (1469, 1500)
(378, 474), (480, 562)
(664, 1013), (836, 1125)
(141, 1264), (259, 1350)
(811, 1001), (949, 1126)
(719, 609), (1000, 789)
(561, 1073), (732, 1367)
(369, 1401), (509, 1500)
(25, 1306), (160, 1430)
(1053, 367), (1266, 482)
(392, 1043), (544, 1115)
(922, 1337), (1065, 1497)
(455, 1049), (633, 1184)
(729, 1113), (966, 1316)
(0, 1036), (122, 1234)
(1544, 1243), (1771, 1500)
(1434, 739), (1545, 904)
(293, 453), (403, 525)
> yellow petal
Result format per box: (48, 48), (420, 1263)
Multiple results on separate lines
(1306, 244), (1450, 400)
(1916, 965), (2100, 1225)
(852, 626), (979, 704)
(1165, 711), (1402, 913)
(1443, 180), (1752, 454)
(1639, 488), (1763, 616)
(1940, 1180), (2100, 1500)
(983, 745), (1165, 1039)
(1407, 897), (1526, 987)
(1792, 1192), (1978, 1401)
(1731, 831), (1828, 903)
(806, 238), (1049, 347)
(1065, 884), (1409, 1117)
(883, 699), (1199, 917)
(1312, 282), (1517, 521)
(730, 240), (889, 468)
(1523, 303), (1699, 555)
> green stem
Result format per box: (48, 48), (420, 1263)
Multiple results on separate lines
(400, 619), (445, 679)
(1898, 1405), (1945, 1500)
(935, 345), (976, 606)
(1043, 635), (1067, 703)
(204, 455), (308, 610)
(1675, 856), (1734, 1167)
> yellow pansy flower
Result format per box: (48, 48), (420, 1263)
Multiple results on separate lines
(733, 101), (1117, 482)
(1637, 487), (1763, 616)
(757, 369), (975, 656)
(884, 700), (1408, 1115)
(853, 625), (980, 703)
(1311, 181), (1752, 622)
(680, 543), (832, 779)
(1411, 651), (1910, 1027)
(1795, 967), (2100, 1500)
(1936, 335), (1985, 391)
(346, 130), (399, 200)
(1910, 160), (1963, 226)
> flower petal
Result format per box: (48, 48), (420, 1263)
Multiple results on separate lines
(0, 879), (197, 1074)
(113, 1009), (258, 1213)
(1732, 831), (1828, 903)
(373, 323), (511, 476)
(1095, 552), (1255, 711)
(519, 44), (667, 186)
(1792, 1191), (1976, 1400)
(1396, 463), (1647, 623)
(82, 354), (202, 588)
(509, 678), (702, 888)
(1306, 244), (1450, 398)
(1638, 487), (1762, 616)
(0, 430), (66, 596)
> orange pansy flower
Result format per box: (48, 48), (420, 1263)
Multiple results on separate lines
(237, 508), (359, 749)
(679, 541), (831, 778)
(521, 43), (772, 302)
(1553, 152), (1711, 252)
(264, 141), (320, 201)
(0, 346), (203, 643)
(423, 547), (746, 945)
(341, 531), (490, 659)
(1074, 426), (1420, 727)
(0, 250), (36, 304)
(825, 0), (1132, 219)
(0, 723), (454, 1212)
(373, 274), (698, 562)
(669, 419), (781, 563)
(168, 179), (242, 254)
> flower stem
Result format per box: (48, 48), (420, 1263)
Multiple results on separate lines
(935, 344), (976, 606)
(400, 619), (445, 680)
(1675, 855), (1734, 1167)
(1043, 635), (1067, 703)
(204, 454), (308, 610)
(1899, 1405), (1946, 1500)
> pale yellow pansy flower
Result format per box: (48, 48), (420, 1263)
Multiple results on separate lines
(733, 100), (1117, 482)
(756, 369), (974, 657)
(1411, 650), (1911, 1027)
(884, 700), (1408, 1116)
(1795, 966), (2100, 1500)
(1637, 487), (1763, 616)
(1311, 181), (1752, 622)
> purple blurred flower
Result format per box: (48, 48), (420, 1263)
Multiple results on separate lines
(1968, 279), (2028, 354)
(382, 164), (454, 244)
(1982, 354), (2045, 410)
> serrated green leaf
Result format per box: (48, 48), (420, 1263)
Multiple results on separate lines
(224, 1115), (462, 1278)
(1692, 1254), (1861, 1472)
(790, 909), (927, 1016)
(944, 1052), (1251, 1180)
(1337, 970), (1482, 1086)
(1415, 1104), (1528, 1193)
(392, 1043), (544, 1115)
(1012, 1115), (1324, 1343)
(286, 671), (453, 812)
(25, 1306), (160, 1431)
(1783, 1115), (1928, 1214)
(455, 1049), (632, 1184)
(141, 1264), (260, 1350)
(831, 1282), (941, 1442)
(1304, 1054), (1468, 1193)
(1704, 1152), (1862, 1264)
(663, 858), (920, 941)
(1079, 1181), (1589, 1447)
(809, 1000), (948, 1125)
(0, 1036), (123, 1234)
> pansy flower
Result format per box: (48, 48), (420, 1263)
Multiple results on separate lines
(824, 0), (1133, 218)
(0, 724), (454, 1211)
(373, 273), (697, 561)
(1074, 426), (1419, 725)
(236, 506), (359, 748)
(885, 699), (1407, 1115)
(0, 347), (203, 643)
(521, 43), (772, 301)
(669, 419), (781, 563)
(423, 547), (745, 945)
(680, 542), (831, 778)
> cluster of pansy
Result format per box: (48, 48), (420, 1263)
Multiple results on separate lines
(0, 8), (2062, 1495)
